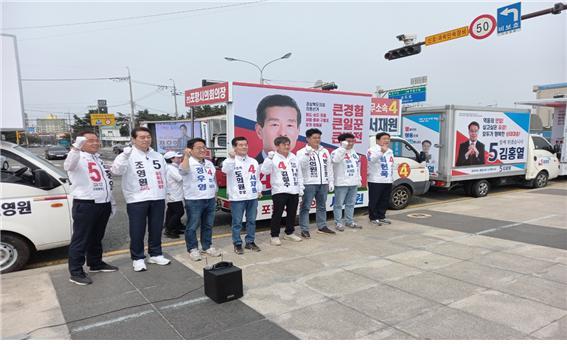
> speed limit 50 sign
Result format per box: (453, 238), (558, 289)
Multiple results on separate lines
(469, 14), (496, 40)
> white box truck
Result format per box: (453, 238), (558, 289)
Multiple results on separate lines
(516, 97), (567, 176)
(402, 105), (559, 197)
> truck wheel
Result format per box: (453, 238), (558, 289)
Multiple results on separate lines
(532, 171), (548, 189)
(390, 185), (411, 210)
(0, 233), (31, 273)
(470, 179), (490, 198)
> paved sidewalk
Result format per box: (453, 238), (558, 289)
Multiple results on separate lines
(2, 183), (567, 339)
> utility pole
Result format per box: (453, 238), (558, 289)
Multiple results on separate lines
(170, 78), (179, 118)
(127, 67), (135, 133)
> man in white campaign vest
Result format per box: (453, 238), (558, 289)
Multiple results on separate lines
(331, 133), (363, 231)
(367, 132), (395, 226)
(64, 131), (117, 285)
(261, 136), (304, 246)
(222, 136), (263, 254)
(180, 138), (222, 262)
(111, 127), (170, 272)
(297, 128), (335, 238)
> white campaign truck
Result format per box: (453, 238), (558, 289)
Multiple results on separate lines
(516, 98), (567, 176)
(0, 141), (73, 273)
(402, 105), (559, 197)
(368, 136), (430, 209)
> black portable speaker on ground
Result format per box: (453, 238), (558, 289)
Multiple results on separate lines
(203, 261), (243, 303)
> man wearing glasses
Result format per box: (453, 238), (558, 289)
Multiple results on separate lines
(180, 138), (222, 261)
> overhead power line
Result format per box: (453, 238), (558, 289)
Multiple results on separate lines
(4, 1), (266, 31)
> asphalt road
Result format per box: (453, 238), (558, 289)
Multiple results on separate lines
(23, 146), (555, 269)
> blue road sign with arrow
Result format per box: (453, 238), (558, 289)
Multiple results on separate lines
(497, 2), (521, 35)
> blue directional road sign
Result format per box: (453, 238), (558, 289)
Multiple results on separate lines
(388, 86), (426, 104)
(497, 2), (521, 35)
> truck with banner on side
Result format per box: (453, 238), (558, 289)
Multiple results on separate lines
(516, 97), (567, 176)
(402, 105), (560, 197)
(183, 81), (429, 219)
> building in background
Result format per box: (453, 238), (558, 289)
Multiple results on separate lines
(531, 83), (567, 134)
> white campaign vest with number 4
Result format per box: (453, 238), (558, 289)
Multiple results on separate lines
(181, 157), (217, 200)
(66, 150), (113, 203)
(221, 155), (262, 201)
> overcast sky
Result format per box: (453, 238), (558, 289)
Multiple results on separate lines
(2, 0), (565, 120)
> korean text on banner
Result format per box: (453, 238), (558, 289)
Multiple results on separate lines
(185, 82), (229, 107)
(453, 110), (529, 174)
(370, 98), (401, 136)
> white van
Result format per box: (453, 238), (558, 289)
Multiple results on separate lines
(0, 141), (72, 273)
(368, 136), (431, 209)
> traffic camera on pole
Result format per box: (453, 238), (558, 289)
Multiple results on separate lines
(384, 34), (423, 60)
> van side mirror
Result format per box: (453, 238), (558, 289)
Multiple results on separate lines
(553, 144), (561, 154)
(34, 169), (59, 190)
(418, 151), (427, 163)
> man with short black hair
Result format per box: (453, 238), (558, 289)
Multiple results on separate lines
(367, 132), (395, 226)
(222, 136), (262, 254)
(178, 124), (191, 150)
(65, 131), (117, 285)
(255, 94), (302, 163)
(297, 128), (335, 238)
(456, 121), (485, 166)
(331, 133), (363, 231)
(112, 127), (170, 272)
(261, 136), (304, 245)
(180, 138), (221, 261)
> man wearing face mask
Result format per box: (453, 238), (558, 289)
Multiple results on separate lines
(65, 131), (117, 285)
(112, 127), (170, 272)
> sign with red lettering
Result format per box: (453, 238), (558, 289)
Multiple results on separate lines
(185, 82), (229, 107)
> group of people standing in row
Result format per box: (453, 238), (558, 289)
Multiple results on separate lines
(64, 126), (395, 286)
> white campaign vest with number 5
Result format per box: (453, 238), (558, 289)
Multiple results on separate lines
(116, 147), (167, 203)
(181, 157), (217, 200)
(66, 150), (113, 203)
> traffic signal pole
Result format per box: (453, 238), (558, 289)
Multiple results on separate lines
(385, 2), (566, 60)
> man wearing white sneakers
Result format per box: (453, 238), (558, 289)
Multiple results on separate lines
(222, 136), (263, 254)
(112, 127), (171, 272)
(261, 136), (304, 245)
(297, 128), (335, 238)
(367, 132), (395, 226)
(331, 133), (363, 231)
(180, 138), (221, 261)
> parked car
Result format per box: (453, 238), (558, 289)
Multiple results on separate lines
(0, 155), (9, 170)
(44, 146), (68, 160)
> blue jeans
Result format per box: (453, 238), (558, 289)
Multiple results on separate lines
(230, 199), (258, 246)
(333, 186), (358, 225)
(185, 198), (216, 252)
(299, 184), (329, 232)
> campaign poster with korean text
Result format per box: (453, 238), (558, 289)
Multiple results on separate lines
(154, 121), (202, 153)
(370, 98), (401, 136)
(402, 114), (441, 176)
(452, 110), (529, 176)
(231, 82), (372, 188)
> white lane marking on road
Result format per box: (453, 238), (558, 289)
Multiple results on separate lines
(159, 296), (209, 310)
(71, 310), (154, 333)
(476, 214), (559, 235)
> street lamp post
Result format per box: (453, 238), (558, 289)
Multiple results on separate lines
(224, 52), (292, 84)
